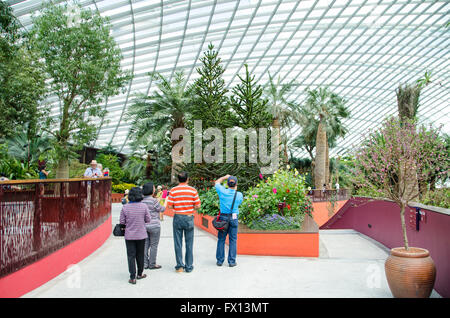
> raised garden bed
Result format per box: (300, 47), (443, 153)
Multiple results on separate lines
(236, 214), (319, 257)
(164, 208), (319, 257)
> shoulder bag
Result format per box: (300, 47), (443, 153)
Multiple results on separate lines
(212, 190), (238, 233)
(113, 224), (126, 237)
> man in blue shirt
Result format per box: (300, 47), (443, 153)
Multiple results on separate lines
(214, 174), (244, 267)
(83, 160), (103, 178)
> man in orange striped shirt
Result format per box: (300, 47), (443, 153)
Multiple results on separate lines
(167, 171), (201, 273)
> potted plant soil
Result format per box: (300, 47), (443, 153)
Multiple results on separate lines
(354, 116), (448, 297)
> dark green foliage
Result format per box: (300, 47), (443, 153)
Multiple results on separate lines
(128, 71), (193, 145)
(197, 187), (220, 216)
(420, 188), (449, 209)
(95, 153), (124, 184)
(3, 128), (52, 169)
(0, 1), (47, 139)
(191, 43), (232, 130)
(229, 64), (272, 129)
(0, 1), (19, 58)
(182, 162), (262, 192)
(0, 143), (38, 179)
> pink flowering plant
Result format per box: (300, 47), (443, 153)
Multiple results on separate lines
(354, 116), (449, 250)
(240, 168), (313, 229)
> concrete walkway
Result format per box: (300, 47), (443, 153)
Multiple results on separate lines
(22, 204), (441, 298)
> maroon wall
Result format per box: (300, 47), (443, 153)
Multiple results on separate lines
(321, 198), (450, 298)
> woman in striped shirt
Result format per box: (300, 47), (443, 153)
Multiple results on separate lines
(119, 187), (150, 284)
(142, 182), (166, 269)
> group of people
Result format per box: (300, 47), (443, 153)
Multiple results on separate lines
(118, 171), (243, 284)
(83, 160), (110, 178)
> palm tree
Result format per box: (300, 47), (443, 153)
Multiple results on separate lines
(264, 73), (296, 163)
(4, 129), (52, 168)
(126, 70), (194, 182)
(300, 87), (349, 189)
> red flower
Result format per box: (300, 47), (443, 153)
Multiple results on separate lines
(286, 189), (290, 193)
(287, 204), (291, 210)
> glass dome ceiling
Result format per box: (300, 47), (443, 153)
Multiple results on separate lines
(7, 0), (450, 158)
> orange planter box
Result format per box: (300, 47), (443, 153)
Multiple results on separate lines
(237, 232), (319, 257)
(111, 193), (123, 203)
(165, 208), (319, 257)
(236, 213), (319, 257)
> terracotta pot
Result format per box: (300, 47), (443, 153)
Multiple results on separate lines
(385, 247), (436, 298)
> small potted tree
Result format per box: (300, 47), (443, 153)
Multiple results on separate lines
(354, 116), (448, 298)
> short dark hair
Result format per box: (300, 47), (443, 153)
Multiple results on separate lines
(178, 171), (188, 183)
(142, 182), (154, 196)
(128, 187), (144, 202)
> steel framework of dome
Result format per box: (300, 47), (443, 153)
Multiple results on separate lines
(7, 0), (450, 157)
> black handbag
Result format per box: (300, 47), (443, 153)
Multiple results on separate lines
(113, 224), (125, 236)
(212, 190), (238, 233)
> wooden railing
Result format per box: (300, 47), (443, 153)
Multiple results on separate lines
(306, 189), (350, 202)
(0, 178), (111, 277)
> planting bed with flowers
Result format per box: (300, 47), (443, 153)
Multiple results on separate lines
(240, 168), (313, 230)
(196, 168), (314, 231)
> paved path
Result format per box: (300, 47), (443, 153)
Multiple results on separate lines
(23, 204), (440, 298)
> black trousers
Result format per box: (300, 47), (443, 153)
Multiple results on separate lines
(125, 239), (146, 279)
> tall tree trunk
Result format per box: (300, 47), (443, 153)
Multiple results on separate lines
(325, 141), (330, 185)
(283, 140), (289, 164)
(396, 83), (421, 199)
(56, 158), (69, 179)
(56, 102), (71, 179)
(272, 117), (282, 159)
(314, 118), (327, 189)
(146, 155), (152, 180)
(399, 161), (420, 203)
(171, 119), (185, 183)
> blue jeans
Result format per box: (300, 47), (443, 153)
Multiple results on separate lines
(173, 214), (194, 271)
(216, 214), (238, 265)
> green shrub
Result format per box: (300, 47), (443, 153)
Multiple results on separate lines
(112, 183), (137, 193)
(354, 186), (385, 198)
(420, 188), (450, 209)
(197, 187), (220, 216)
(0, 157), (38, 179)
(96, 153), (124, 184)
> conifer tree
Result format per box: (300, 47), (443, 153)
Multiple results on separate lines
(230, 64), (272, 129)
(191, 43), (231, 130)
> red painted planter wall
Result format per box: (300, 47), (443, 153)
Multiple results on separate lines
(0, 215), (112, 298)
(321, 198), (450, 298)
